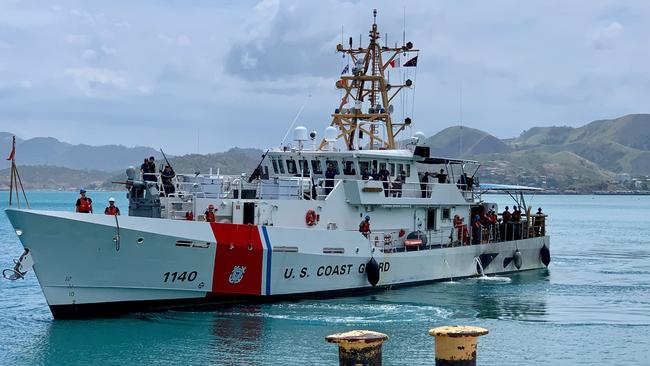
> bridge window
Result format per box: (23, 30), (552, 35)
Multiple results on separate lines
(277, 159), (285, 174)
(359, 161), (370, 174)
(300, 160), (310, 176)
(405, 164), (411, 177)
(442, 207), (451, 220)
(271, 159), (279, 174)
(343, 161), (356, 175)
(286, 159), (297, 175)
(326, 160), (339, 173)
(396, 163), (404, 176)
(311, 159), (323, 174)
(388, 163), (395, 175)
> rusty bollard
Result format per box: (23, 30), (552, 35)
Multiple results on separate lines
(326, 330), (389, 366)
(428, 326), (488, 366)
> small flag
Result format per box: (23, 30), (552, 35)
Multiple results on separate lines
(341, 94), (349, 105)
(341, 65), (349, 75)
(403, 55), (418, 67)
(389, 57), (400, 68)
(6, 136), (15, 161)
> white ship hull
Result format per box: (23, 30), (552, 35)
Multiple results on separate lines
(6, 209), (549, 319)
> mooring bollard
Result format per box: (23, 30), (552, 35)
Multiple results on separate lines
(326, 330), (389, 366)
(428, 325), (489, 366)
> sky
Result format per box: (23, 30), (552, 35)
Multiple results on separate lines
(0, 0), (649, 155)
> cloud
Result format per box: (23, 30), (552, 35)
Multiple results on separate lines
(158, 34), (192, 47)
(589, 21), (624, 50)
(82, 49), (98, 60)
(65, 67), (130, 96)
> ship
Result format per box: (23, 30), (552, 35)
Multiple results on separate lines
(3, 11), (550, 319)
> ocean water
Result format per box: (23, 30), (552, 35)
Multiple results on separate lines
(1, 192), (649, 365)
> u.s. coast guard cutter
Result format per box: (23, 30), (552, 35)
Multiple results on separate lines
(4, 13), (550, 319)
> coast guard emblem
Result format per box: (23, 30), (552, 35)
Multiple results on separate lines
(228, 266), (246, 284)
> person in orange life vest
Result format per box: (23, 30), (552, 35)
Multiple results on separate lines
(512, 205), (522, 222)
(204, 204), (217, 222)
(104, 197), (120, 215)
(501, 206), (511, 222)
(185, 211), (194, 221)
(471, 215), (482, 244)
(359, 216), (371, 237)
(75, 189), (93, 213)
(452, 214), (468, 244)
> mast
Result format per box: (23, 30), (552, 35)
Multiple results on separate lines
(320, 9), (418, 151)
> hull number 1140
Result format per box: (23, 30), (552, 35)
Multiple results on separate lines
(163, 271), (197, 283)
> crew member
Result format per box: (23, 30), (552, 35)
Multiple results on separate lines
(471, 215), (482, 244)
(378, 166), (390, 197)
(204, 204), (217, 222)
(435, 168), (448, 184)
(512, 205), (522, 222)
(75, 189), (93, 213)
(452, 214), (468, 245)
(104, 197), (120, 215)
(359, 216), (371, 237)
(420, 172), (430, 198)
(488, 209), (498, 241)
(511, 205), (522, 239)
(501, 206), (511, 222)
(361, 167), (370, 180)
(140, 158), (151, 181)
(324, 163), (338, 195)
(143, 156), (156, 182)
(392, 171), (406, 197)
(457, 172), (469, 190)
(534, 207), (546, 236)
(160, 164), (176, 195)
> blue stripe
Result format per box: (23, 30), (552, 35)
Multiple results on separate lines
(261, 226), (272, 295)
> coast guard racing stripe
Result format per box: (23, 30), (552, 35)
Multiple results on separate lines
(209, 223), (264, 295)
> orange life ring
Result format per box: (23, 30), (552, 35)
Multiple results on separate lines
(305, 209), (317, 226)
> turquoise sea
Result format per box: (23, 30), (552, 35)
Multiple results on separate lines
(1, 192), (649, 365)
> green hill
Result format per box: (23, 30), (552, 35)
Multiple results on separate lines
(0, 165), (113, 191)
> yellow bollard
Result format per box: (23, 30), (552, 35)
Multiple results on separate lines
(326, 330), (389, 366)
(428, 325), (489, 366)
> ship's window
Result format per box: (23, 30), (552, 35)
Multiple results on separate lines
(427, 208), (437, 230)
(372, 160), (378, 170)
(325, 160), (339, 173)
(343, 161), (356, 175)
(300, 160), (310, 176)
(442, 207), (451, 220)
(405, 164), (411, 177)
(271, 159), (279, 174)
(262, 166), (269, 179)
(379, 162), (386, 171)
(277, 159), (286, 174)
(286, 159), (297, 175)
(311, 160), (323, 174)
(359, 161), (370, 174)
(396, 163), (404, 176)
(388, 163), (395, 175)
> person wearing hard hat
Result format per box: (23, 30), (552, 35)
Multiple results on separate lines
(104, 197), (120, 216)
(204, 204), (217, 222)
(358, 215), (371, 237)
(75, 189), (93, 213)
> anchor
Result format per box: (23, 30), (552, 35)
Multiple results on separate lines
(2, 248), (33, 281)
